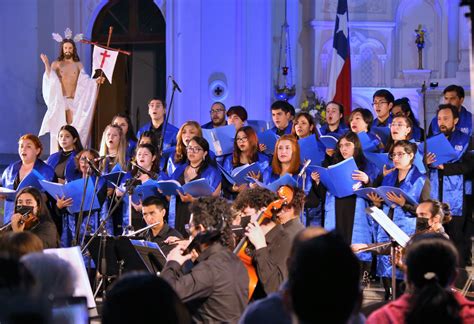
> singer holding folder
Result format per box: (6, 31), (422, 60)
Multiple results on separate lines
(54, 149), (106, 247)
(1, 134), (55, 224)
(367, 140), (430, 300)
(311, 132), (379, 271)
(222, 126), (269, 199)
(166, 137), (222, 236)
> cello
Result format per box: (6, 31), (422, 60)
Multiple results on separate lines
(233, 185), (294, 300)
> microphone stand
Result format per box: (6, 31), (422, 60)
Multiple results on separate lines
(421, 81), (428, 167)
(157, 78), (180, 162)
(297, 160), (311, 224)
(71, 164), (95, 247)
(81, 174), (141, 301)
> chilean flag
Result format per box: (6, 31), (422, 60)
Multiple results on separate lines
(327, 0), (352, 117)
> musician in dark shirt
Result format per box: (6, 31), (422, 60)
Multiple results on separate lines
(141, 196), (182, 256)
(233, 187), (292, 300)
(161, 197), (248, 323)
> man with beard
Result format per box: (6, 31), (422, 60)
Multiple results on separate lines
(426, 104), (472, 267)
(429, 84), (472, 137)
(40, 34), (102, 153)
(201, 102), (227, 129)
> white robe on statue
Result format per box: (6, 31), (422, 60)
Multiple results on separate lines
(39, 70), (98, 153)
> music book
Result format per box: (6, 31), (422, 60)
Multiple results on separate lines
(217, 162), (261, 185)
(0, 169), (47, 200)
(318, 135), (338, 150)
(354, 186), (418, 207)
(371, 126), (391, 144)
(247, 173), (298, 192)
(102, 170), (128, 186)
(365, 206), (410, 247)
(357, 131), (378, 152)
(202, 125), (235, 156)
(364, 152), (392, 170)
(257, 130), (279, 155)
(307, 157), (361, 198)
(423, 133), (460, 166)
(298, 136), (325, 165)
(156, 178), (214, 197)
(40, 178), (100, 214)
(247, 120), (270, 133)
(131, 179), (161, 204)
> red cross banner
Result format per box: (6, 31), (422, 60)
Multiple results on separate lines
(92, 45), (119, 83)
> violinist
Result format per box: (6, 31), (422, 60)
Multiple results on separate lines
(9, 187), (59, 249)
(232, 187), (292, 300)
(161, 197), (248, 323)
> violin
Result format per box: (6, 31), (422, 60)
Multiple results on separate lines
(0, 205), (39, 232)
(233, 185), (294, 300)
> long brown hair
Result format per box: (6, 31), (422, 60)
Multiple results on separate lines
(291, 112), (316, 138)
(272, 134), (300, 175)
(232, 126), (258, 166)
(175, 121), (202, 164)
(57, 39), (80, 62)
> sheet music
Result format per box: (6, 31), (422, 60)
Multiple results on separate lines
(365, 206), (410, 247)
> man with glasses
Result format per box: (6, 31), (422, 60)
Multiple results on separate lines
(372, 89), (395, 128)
(141, 196), (182, 256)
(161, 197), (248, 323)
(201, 102), (227, 129)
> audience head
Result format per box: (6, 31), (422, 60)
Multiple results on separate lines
(271, 100), (293, 130)
(227, 106), (248, 130)
(437, 104), (459, 135)
(272, 134), (300, 175)
(233, 126), (258, 165)
(325, 101), (345, 126)
(102, 272), (190, 324)
(0, 232), (43, 260)
(288, 231), (360, 324)
(372, 89), (394, 121)
(175, 121), (202, 163)
(112, 113), (137, 142)
(57, 125), (83, 153)
(18, 134), (43, 163)
(209, 102), (226, 127)
(416, 199), (452, 232)
(403, 234), (461, 324)
(443, 85), (465, 109)
(21, 253), (76, 299)
(292, 112), (316, 139)
(349, 108), (373, 133)
(188, 196), (234, 249)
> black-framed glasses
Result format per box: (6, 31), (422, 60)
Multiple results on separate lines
(186, 146), (203, 153)
(210, 109), (225, 114)
(372, 101), (388, 106)
(236, 136), (248, 143)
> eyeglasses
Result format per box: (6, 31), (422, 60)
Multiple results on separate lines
(236, 136), (248, 143)
(210, 109), (225, 114)
(390, 123), (408, 128)
(186, 146), (203, 153)
(389, 152), (408, 159)
(372, 101), (388, 106)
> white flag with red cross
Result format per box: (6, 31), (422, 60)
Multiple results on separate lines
(92, 45), (119, 84)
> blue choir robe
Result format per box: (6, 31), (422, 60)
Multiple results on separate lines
(126, 139), (137, 162)
(323, 159), (379, 261)
(372, 115), (393, 129)
(429, 129), (470, 217)
(270, 121), (293, 136)
(430, 106), (472, 137)
(1, 159), (55, 223)
(319, 122), (349, 139)
(376, 166), (427, 279)
(168, 163), (222, 235)
(47, 151), (81, 182)
(136, 121), (179, 151)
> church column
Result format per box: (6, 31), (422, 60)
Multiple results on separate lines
(445, 1), (459, 77)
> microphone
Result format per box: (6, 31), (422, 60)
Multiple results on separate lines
(298, 159), (312, 178)
(168, 75), (182, 93)
(131, 162), (158, 180)
(86, 157), (102, 176)
(93, 155), (108, 162)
